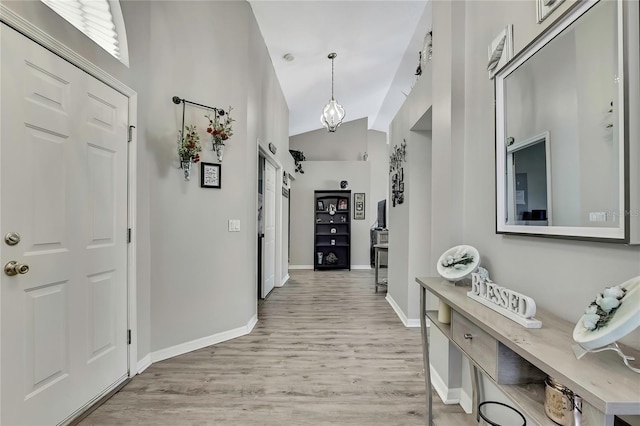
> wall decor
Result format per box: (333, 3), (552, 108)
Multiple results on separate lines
(391, 168), (405, 207)
(172, 95), (231, 172)
(205, 106), (234, 162)
(177, 124), (202, 181)
(422, 30), (433, 66)
(354, 193), (365, 220)
(487, 25), (513, 79)
(389, 139), (407, 173)
(282, 187), (289, 198)
(289, 149), (306, 173)
(437, 245), (480, 283)
(340, 180), (349, 189)
(536, 0), (566, 23)
(268, 142), (277, 155)
(200, 162), (221, 188)
(494, 0), (636, 242)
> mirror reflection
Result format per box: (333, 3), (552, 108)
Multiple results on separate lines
(496, 0), (625, 240)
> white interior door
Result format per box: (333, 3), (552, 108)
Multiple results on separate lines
(1, 24), (129, 425)
(262, 160), (276, 297)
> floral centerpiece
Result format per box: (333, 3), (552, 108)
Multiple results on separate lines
(205, 107), (234, 162)
(581, 285), (627, 331)
(177, 124), (202, 180)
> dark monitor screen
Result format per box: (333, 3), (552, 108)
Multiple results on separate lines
(377, 199), (386, 229)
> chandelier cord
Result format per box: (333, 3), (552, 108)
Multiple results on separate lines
(331, 57), (335, 100)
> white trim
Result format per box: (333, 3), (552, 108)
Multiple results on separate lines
(136, 354), (152, 375)
(258, 140), (283, 299)
(430, 365), (462, 405)
(289, 265), (314, 270)
(460, 388), (473, 414)
(0, 4), (135, 98)
(351, 265), (372, 270)
(151, 315), (258, 364)
(1, 1), (139, 379)
(279, 273), (290, 287)
(385, 294), (421, 328)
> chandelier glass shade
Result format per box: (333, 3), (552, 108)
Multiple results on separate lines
(320, 52), (345, 132)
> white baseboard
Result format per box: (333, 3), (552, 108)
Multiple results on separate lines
(460, 388), (473, 414)
(385, 293), (421, 328)
(288, 265), (313, 270)
(351, 265), (372, 270)
(136, 353), (152, 374)
(150, 314), (258, 364)
(279, 273), (290, 287)
(430, 365), (461, 405)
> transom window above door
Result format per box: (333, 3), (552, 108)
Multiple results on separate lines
(41, 0), (129, 66)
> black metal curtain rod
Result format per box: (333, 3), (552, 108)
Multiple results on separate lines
(172, 96), (224, 114)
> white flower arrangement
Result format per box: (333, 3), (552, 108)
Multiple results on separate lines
(582, 285), (627, 331)
(441, 247), (474, 270)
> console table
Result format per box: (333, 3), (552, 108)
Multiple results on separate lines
(416, 276), (640, 426)
(374, 243), (388, 292)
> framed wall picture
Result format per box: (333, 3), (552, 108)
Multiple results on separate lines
(354, 193), (365, 220)
(201, 162), (221, 188)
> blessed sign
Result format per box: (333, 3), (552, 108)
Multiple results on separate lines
(467, 273), (542, 328)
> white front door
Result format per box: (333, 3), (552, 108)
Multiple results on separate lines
(262, 160), (276, 297)
(0, 24), (129, 425)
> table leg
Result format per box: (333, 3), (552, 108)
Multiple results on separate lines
(420, 286), (433, 425)
(374, 248), (379, 292)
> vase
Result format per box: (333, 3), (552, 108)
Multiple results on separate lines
(214, 143), (224, 162)
(181, 160), (192, 181)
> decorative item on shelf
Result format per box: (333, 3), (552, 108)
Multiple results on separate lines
(177, 124), (202, 181)
(362, 152), (369, 161)
(330, 239), (336, 246)
(330, 228), (336, 234)
(340, 216), (346, 223)
(544, 377), (582, 426)
(328, 204), (336, 215)
(337, 199), (347, 210)
(205, 106), (234, 162)
(325, 252), (338, 265)
(572, 276), (640, 373)
(320, 52), (345, 132)
(317, 200), (325, 211)
(317, 252), (323, 265)
(467, 264), (543, 329)
(289, 149), (306, 173)
(437, 245), (480, 282)
(316, 217), (322, 223)
(340, 180), (349, 189)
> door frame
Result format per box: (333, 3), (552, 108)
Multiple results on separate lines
(257, 140), (283, 299)
(0, 4), (139, 382)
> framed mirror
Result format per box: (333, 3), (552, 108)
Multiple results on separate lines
(495, 0), (630, 242)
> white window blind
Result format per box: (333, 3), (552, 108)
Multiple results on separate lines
(41, 0), (129, 66)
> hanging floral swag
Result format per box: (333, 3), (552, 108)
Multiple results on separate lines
(205, 107), (234, 149)
(177, 124), (202, 164)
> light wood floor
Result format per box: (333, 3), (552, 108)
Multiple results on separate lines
(79, 270), (471, 425)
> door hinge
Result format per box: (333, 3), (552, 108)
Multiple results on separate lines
(128, 125), (136, 142)
(127, 228), (132, 243)
(127, 329), (132, 345)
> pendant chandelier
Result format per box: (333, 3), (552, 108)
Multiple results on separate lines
(320, 52), (345, 132)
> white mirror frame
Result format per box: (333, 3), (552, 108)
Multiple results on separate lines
(495, 0), (627, 242)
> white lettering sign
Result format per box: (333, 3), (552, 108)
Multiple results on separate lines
(468, 273), (542, 328)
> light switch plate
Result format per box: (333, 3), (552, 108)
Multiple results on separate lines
(228, 219), (241, 232)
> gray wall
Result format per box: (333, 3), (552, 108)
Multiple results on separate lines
(3, 0), (293, 365)
(289, 161), (371, 268)
(290, 117), (368, 161)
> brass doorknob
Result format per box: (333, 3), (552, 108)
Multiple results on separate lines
(5, 261), (29, 276)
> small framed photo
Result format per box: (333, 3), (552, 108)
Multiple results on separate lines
(317, 200), (325, 211)
(337, 199), (348, 211)
(201, 162), (221, 188)
(354, 193), (365, 220)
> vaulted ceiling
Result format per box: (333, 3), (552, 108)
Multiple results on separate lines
(249, 1), (431, 136)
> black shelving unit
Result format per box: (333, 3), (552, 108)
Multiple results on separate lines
(314, 190), (351, 270)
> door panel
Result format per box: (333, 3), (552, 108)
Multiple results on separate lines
(262, 160), (276, 297)
(1, 24), (129, 425)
